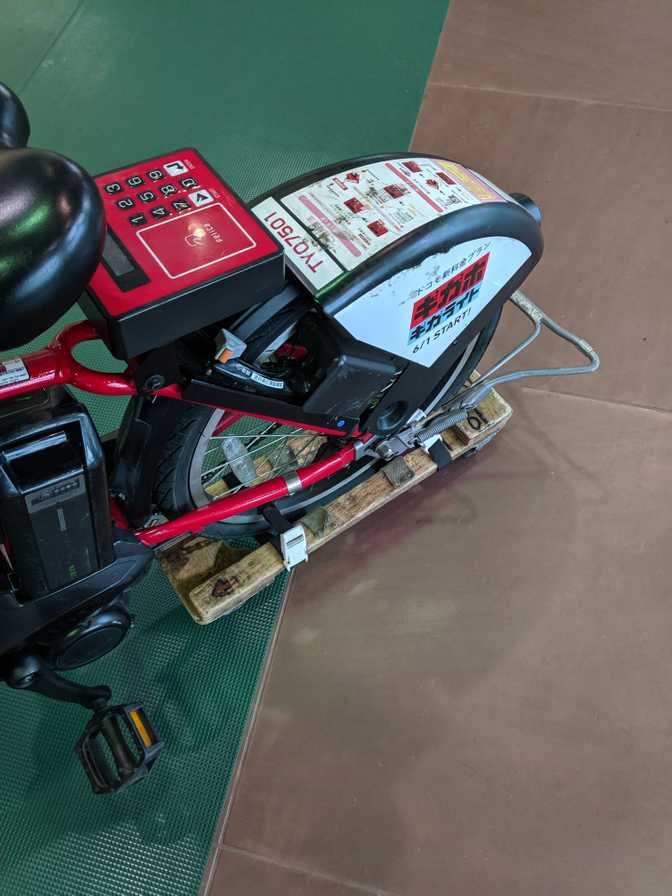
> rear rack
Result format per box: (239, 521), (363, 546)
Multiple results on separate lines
(376, 290), (599, 458)
(450, 290), (600, 412)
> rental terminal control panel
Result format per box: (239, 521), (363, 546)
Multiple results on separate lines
(80, 149), (284, 360)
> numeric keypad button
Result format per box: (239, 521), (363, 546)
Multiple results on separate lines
(163, 159), (188, 176)
(189, 188), (213, 207)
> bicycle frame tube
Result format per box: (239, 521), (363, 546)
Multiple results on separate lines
(0, 323), (367, 549)
(135, 439), (365, 547)
(1, 322), (135, 397)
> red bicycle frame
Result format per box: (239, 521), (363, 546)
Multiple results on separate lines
(1, 323), (366, 547)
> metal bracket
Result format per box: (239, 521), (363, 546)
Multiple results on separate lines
(352, 439), (367, 461)
(375, 434), (410, 460)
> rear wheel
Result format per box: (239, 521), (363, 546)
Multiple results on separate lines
(151, 309), (501, 536)
(152, 407), (377, 536)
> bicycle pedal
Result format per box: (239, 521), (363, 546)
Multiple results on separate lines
(75, 703), (164, 794)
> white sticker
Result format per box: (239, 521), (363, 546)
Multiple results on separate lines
(252, 197), (343, 290)
(280, 157), (505, 276)
(188, 188), (214, 207)
(163, 159), (188, 176)
(0, 358), (30, 386)
(249, 369), (284, 389)
(335, 236), (531, 367)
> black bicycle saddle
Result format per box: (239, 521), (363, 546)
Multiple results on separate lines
(0, 82), (104, 350)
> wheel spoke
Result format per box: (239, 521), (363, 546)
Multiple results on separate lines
(208, 430), (317, 440)
(199, 422), (324, 497)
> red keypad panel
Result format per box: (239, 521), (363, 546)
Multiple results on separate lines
(138, 204), (257, 278)
(89, 148), (280, 315)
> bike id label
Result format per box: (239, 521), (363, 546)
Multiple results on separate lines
(0, 358), (30, 386)
(252, 197), (343, 291)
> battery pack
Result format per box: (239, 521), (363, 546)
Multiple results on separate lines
(0, 388), (113, 600)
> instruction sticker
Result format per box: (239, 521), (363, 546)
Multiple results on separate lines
(280, 157), (505, 277)
(335, 236), (530, 367)
(0, 358), (29, 386)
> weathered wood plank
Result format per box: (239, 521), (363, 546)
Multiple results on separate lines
(188, 543), (283, 622)
(158, 386), (512, 625)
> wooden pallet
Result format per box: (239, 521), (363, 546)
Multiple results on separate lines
(158, 386), (512, 624)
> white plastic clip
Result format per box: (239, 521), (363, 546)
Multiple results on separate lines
(279, 525), (308, 570)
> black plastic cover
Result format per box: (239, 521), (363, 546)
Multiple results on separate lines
(298, 313), (398, 419)
(0, 388), (113, 600)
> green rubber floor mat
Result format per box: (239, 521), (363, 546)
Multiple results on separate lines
(0, 2), (448, 894)
(0, 562), (287, 896)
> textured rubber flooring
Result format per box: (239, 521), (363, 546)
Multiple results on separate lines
(0, 2), (447, 894)
(0, 561), (287, 896)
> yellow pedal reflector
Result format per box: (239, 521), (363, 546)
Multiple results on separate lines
(130, 709), (153, 748)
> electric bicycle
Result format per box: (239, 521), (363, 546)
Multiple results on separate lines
(0, 82), (598, 793)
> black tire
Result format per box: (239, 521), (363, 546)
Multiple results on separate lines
(152, 403), (216, 518)
(420, 307), (501, 414)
